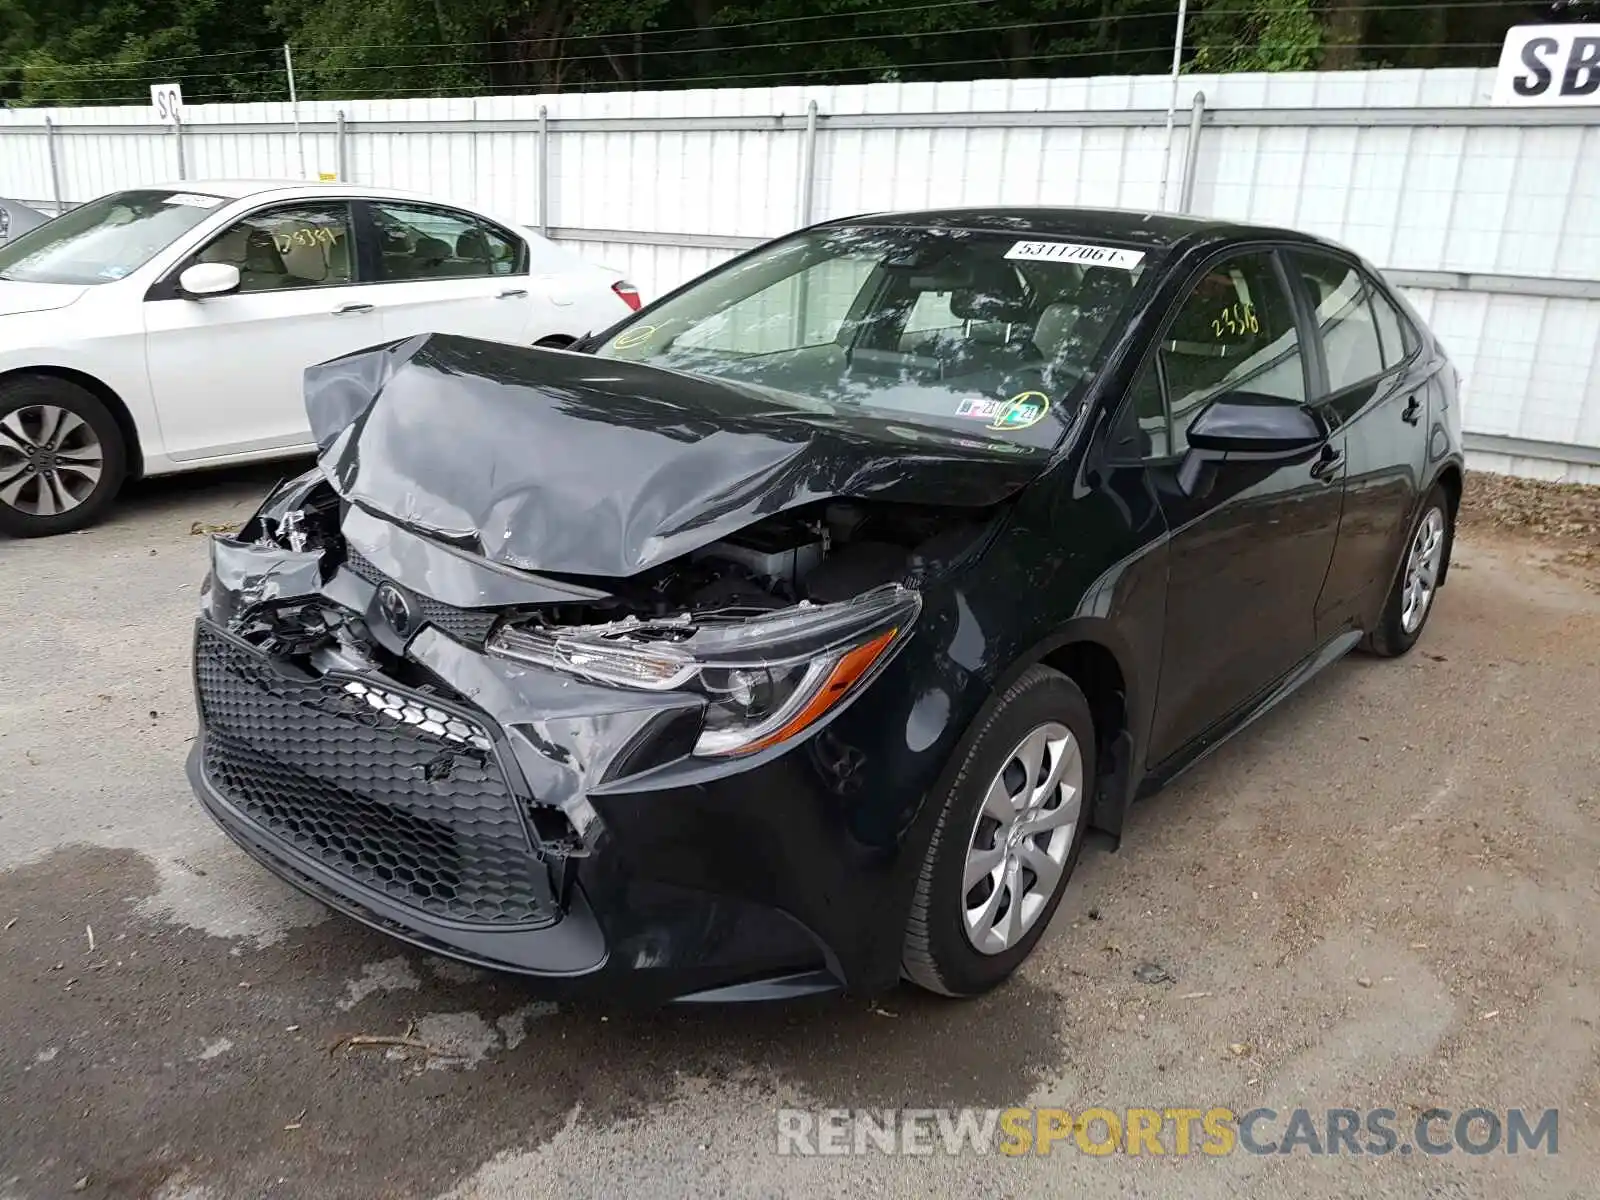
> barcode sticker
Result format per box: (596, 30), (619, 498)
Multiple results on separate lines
(1005, 241), (1145, 270)
(163, 192), (223, 208)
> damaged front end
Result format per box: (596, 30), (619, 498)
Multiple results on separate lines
(193, 471), (1006, 993)
(186, 334), (1035, 997)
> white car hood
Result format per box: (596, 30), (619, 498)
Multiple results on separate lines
(0, 281), (87, 316)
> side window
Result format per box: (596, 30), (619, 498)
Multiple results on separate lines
(1290, 253), (1386, 391)
(1159, 253), (1307, 454)
(1109, 359), (1170, 460)
(369, 203), (514, 282)
(468, 222), (520, 277)
(1368, 281), (1414, 369)
(195, 202), (353, 293)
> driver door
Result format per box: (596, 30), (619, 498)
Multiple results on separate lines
(1140, 249), (1346, 766)
(143, 200), (387, 461)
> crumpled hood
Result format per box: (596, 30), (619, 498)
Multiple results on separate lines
(305, 333), (1050, 578)
(0, 280), (86, 317)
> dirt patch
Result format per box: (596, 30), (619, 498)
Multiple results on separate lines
(1459, 472), (1600, 553)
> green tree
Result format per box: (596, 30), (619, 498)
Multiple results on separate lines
(0, 0), (281, 104)
(1191, 0), (1321, 73)
(0, 0), (1582, 106)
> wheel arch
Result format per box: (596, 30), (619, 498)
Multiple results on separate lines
(0, 365), (145, 480)
(995, 621), (1145, 842)
(1430, 460), (1464, 587)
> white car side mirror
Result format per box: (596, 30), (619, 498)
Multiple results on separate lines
(178, 262), (241, 298)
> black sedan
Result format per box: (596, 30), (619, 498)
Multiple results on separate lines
(188, 208), (1463, 1001)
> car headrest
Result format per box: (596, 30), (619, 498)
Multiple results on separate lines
(413, 234), (451, 265)
(243, 228), (284, 274)
(949, 260), (1032, 324)
(456, 228), (490, 261)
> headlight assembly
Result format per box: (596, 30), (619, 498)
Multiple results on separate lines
(487, 585), (920, 757)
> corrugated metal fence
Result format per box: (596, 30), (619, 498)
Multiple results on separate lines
(2, 66), (1597, 481)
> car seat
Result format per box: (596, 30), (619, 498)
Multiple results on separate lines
(239, 228), (287, 290)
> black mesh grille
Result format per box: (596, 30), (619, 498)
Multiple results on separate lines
(343, 548), (385, 586)
(195, 622), (552, 926)
(343, 550), (499, 645)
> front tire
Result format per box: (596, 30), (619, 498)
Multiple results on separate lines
(0, 377), (127, 537)
(1362, 483), (1454, 658)
(902, 665), (1096, 997)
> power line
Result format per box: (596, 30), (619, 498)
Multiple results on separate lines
(0, 0), (1534, 78)
(146, 40), (1507, 103)
(290, 0), (1563, 54)
(293, 15), (1184, 78)
(296, 0), (1011, 53)
(0, 15), (1150, 88)
(11, 35), (1515, 106)
(0, 46), (283, 76)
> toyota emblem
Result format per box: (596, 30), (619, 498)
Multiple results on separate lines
(376, 583), (413, 636)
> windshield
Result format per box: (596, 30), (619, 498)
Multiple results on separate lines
(594, 225), (1154, 447)
(0, 189), (226, 285)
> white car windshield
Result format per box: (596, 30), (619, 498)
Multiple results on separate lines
(0, 189), (225, 286)
(594, 225), (1153, 448)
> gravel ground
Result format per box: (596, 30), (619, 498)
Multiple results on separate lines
(1, 465), (1596, 1200)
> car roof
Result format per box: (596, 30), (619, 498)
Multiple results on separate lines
(817, 206), (1328, 253)
(138, 179), (449, 204)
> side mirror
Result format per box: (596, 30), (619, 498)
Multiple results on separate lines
(1187, 393), (1326, 454)
(1177, 393), (1326, 495)
(178, 262), (241, 298)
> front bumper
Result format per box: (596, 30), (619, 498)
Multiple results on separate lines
(188, 616), (850, 1001)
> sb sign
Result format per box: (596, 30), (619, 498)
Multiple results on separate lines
(1492, 25), (1600, 105)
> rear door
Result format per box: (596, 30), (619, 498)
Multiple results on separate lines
(1138, 248), (1346, 766)
(1284, 252), (1431, 639)
(356, 200), (541, 346)
(143, 199), (386, 460)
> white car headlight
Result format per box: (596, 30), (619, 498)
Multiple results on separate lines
(487, 585), (919, 757)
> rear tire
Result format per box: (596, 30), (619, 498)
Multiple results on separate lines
(1362, 483), (1453, 658)
(902, 665), (1095, 997)
(0, 377), (127, 537)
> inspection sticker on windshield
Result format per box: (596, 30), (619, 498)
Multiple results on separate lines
(1005, 240), (1144, 270)
(957, 391), (1050, 431)
(162, 192), (223, 208)
(956, 397), (1006, 422)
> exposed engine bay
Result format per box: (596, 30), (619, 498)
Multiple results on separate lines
(235, 472), (995, 654)
(532, 498), (992, 623)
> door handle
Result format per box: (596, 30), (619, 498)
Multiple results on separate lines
(333, 302), (374, 314)
(1401, 396), (1422, 425)
(1310, 446), (1345, 482)
(497, 288), (529, 299)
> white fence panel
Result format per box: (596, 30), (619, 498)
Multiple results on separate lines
(0, 67), (1596, 480)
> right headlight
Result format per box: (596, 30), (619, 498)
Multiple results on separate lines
(487, 585), (920, 757)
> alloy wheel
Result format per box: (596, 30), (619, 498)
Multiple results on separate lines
(1400, 506), (1446, 634)
(961, 721), (1083, 955)
(0, 404), (106, 518)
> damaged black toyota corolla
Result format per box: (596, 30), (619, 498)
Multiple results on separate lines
(188, 208), (1464, 1002)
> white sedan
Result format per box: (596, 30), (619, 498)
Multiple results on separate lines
(0, 180), (643, 536)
